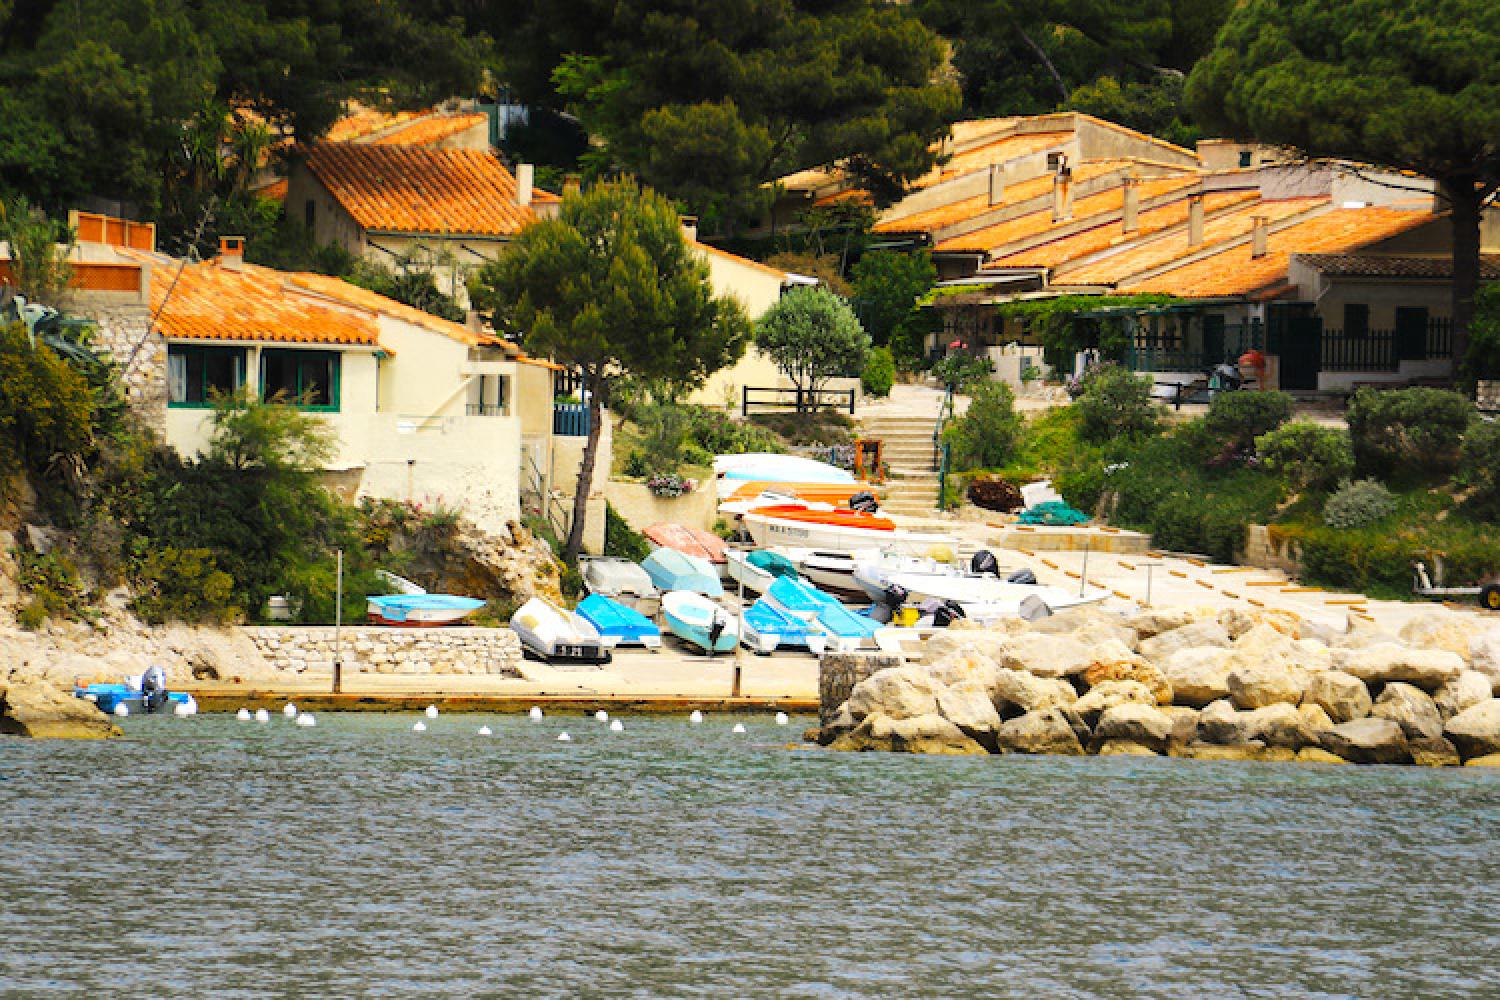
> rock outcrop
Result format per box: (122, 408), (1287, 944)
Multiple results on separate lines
(0, 678), (120, 739)
(1321, 718), (1410, 765)
(996, 708), (1085, 755)
(1444, 699), (1500, 760)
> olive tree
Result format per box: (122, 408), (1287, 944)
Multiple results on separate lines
(756, 287), (871, 413)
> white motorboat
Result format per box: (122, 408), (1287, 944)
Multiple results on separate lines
(579, 556), (661, 617)
(724, 548), (802, 595)
(787, 548), (865, 596)
(714, 453), (854, 486)
(852, 551), (1004, 603)
(881, 571), (1108, 618)
(510, 597), (614, 664)
(742, 506), (960, 555)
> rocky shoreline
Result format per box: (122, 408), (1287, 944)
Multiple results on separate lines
(813, 607), (1500, 767)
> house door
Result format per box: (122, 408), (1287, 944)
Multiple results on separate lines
(1202, 314), (1226, 363)
(1276, 315), (1322, 390)
(1395, 307), (1428, 363)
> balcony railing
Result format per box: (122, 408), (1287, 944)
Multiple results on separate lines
(466, 403), (506, 416)
(553, 402), (590, 437)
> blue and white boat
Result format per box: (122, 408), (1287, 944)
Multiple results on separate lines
(724, 548), (801, 595)
(660, 591), (738, 654)
(366, 593), (485, 627)
(75, 667), (190, 716)
(714, 453), (855, 485)
(577, 593), (661, 649)
(641, 549), (723, 598)
(764, 577), (877, 650)
(742, 598), (827, 655)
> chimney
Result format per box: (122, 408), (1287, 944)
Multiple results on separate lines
(219, 235), (245, 272)
(1121, 178), (1139, 234)
(988, 164), (1005, 206)
(1251, 215), (1269, 258)
(1051, 166), (1073, 221)
(515, 163), (534, 208)
(680, 215), (699, 243)
(1188, 193), (1204, 246)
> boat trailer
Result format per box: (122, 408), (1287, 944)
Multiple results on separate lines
(1412, 561), (1500, 611)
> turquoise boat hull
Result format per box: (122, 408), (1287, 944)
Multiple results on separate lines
(661, 592), (738, 653)
(642, 549), (722, 597)
(577, 594), (661, 646)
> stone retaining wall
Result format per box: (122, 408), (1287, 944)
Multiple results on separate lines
(819, 652), (903, 724)
(243, 626), (524, 676)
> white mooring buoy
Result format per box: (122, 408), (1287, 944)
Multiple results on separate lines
(557, 731), (572, 742)
(174, 702), (192, 718)
(529, 706), (544, 721)
(595, 709), (609, 723)
(236, 708), (252, 722)
(775, 712), (789, 726)
(425, 704), (439, 719)
(296, 714), (316, 728)
(689, 710), (704, 724)
(114, 703), (129, 718)
(609, 719), (624, 732)
(254, 708), (270, 723)
(283, 702), (298, 718)
(478, 726), (493, 736)
(732, 723), (747, 734)
(413, 721), (427, 732)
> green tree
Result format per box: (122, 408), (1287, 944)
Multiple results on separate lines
(1075, 363), (1159, 442)
(0, 197), (74, 308)
(470, 179), (750, 559)
(756, 286), (871, 414)
(489, 0), (959, 231)
(205, 388), (336, 473)
(1470, 282), (1500, 379)
(0, 322), (95, 481)
(944, 381), (1023, 470)
(851, 249), (937, 348)
(1187, 0), (1500, 376)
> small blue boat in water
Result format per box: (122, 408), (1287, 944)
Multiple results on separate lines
(366, 593), (485, 626)
(577, 593), (662, 648)
(641, 549), (722, 598)
(661, 591), (738, 654)
(75, 667), (191, 716)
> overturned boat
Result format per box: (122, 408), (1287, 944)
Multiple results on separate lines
(579, 556), (661, 617)
(661, 591), (738, 655)
(510, 597), (613, 664)
(577, 593), (661, 649)
(366, 593), (485, 627)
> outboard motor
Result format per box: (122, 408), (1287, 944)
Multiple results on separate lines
(140, 665), (168, 713)
(1210, 362), (1243, 392)
(970, 550), (1000, 577)
(931, 600), (966, 628)
(881, 583), (910, 609)
(707, 615), (727, 658)
(848, 490), (880, 514)
(1006, 568), (1037, 586)
(1017, 594), (1052, 622)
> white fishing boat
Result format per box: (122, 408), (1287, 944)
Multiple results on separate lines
(852, 550), (1005, 604)
(881, 571), (1108, 618)
(723, 548), (802, 595)
(510, 597), (614, 664)
(788, 548), (864, 596)
(579, 556), (661, 617)
(742, 505), (960, 555)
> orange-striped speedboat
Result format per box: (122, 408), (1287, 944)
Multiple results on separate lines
(742, 505), (959, 554)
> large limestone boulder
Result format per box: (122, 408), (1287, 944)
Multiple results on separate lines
(1125, 607), (1215, 638)
(925, 650), (1000, 691)
(1444, 699), (1500, 760)
(1072, 679), (1155, 720)
(1098, 739), (1160, 756)
(1031, 607), (1136, 648)
(1398, 611), (1474, 663)
(921, 629), (1019, 666)
(1333, 617), (1401, 650)
(830, 712), (988, 754)
(1227, 663), (1307, 710)
(846, 666), (940, 721)
(1302, 670), (1372, 724)
(990, 633), (1095, 678)
(1246, 702), (1322, 749)
(1197, 699), (1249, 745)
(1407, 736), (1462, 767)
(1161, 647), (1235, 707)
(0, 679), (121, 739)
(1468, 630), (1500, 694)
(1433, 670), (1493, 720)
(1217, 607), (1302, 641)
(1465, 753), (1500, 767)
(996, 707), (1084, 755)
(1080, 641), (1173, 705)
(1333, 643), (1465, 691)
(1139, 621), (1231, 663)
(935, 684), (1003, 745)
(990, 668), (1076, 714)
(1070, 619), (1141, 653)
(1320, 718), (1410, 765)
(1370, 682), (1444, 740)
(1093, 703), (1174, 754)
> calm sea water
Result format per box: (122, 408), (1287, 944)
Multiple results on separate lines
(2, 712), (1497, 999)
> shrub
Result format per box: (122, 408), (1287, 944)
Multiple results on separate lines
(646, 472), (691, 497)
(1255, 421), (1355, 493)
(943, 381), (1022, 471)
(14, 547), (92, 626)
(1323, 478), (1397, 529)
(0, 323), (96, 484)
(861, 346), (895, 398)
(931, 352), (993, 392)
(130, 546), (238, 624)
(1205, 390), (1293, 442)
(1345, 386), (1473, 478)
(604, 503), (651, 562)
(1458, 420), (1500, 519)
(1075, 363), (1159, 443)
(966, 475), (1023, 511)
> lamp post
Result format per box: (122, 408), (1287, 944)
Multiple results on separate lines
(332, 548), (344, 694)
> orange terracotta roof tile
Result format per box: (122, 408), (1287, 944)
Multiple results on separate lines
(912, 132), (1073, 190)
(303, 142), (541, 236)
(1122, 207), (1441, 297)
(813, 188), (874, 208)
(373, 113), (489, 146)
(284, 272), (510, 350)
(1052, 196), (1328, 285)
(253, 178), (288, 201)
(324, 106), (423, 144)
(987, 190), (1261, 270)
(934, 175), (1201, 252)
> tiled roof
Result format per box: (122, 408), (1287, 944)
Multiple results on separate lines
(373, 113), (489, 146)
(693, 241), (789, 280)
(253, 178), (288, 202)
(1047, 196), (1329, 285)
(324, 107), (424, 144)
(284, 272), (510, 349)
(1294, 253), (1500, 280)
(302, 142), (545, 236)
(1122, 207), (1441, 297)
(987, 189), (1261, 270)
(873, 160), (1148, 236)
(934, 174), (1201, 252)
(913, 132), (1072, 190)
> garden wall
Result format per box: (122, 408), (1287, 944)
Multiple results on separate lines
(243, 626), (524, 676)
(604, 480), (718, 533)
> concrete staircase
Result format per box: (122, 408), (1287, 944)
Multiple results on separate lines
(860, 412), (944, 516)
